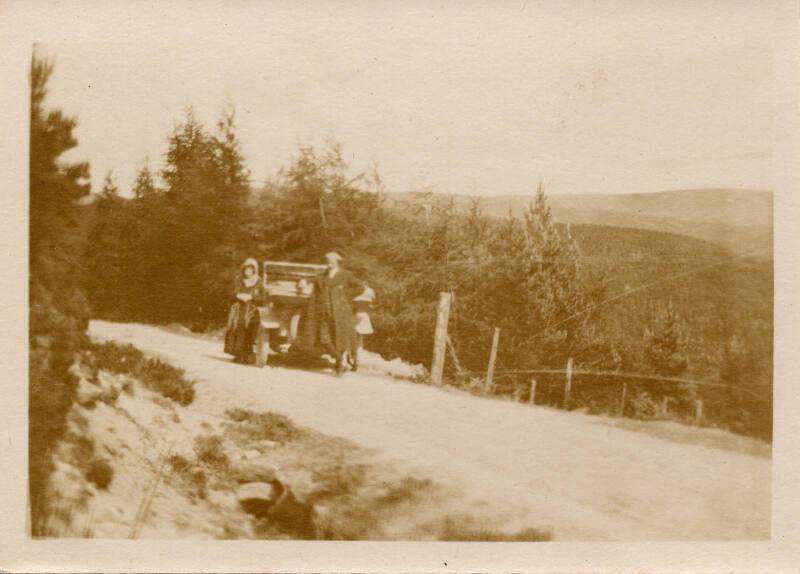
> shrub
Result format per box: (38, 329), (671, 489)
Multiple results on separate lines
(374, 476), (434, 506)
(167, 454), (207, 499)
(85, 459), (114, 490)
(137, 358), (195, 406)
(88, 342), (195, 405)
(193, 435), (229, 470)
(225, 408), (303, 444)
(166, 453), (192, 473)
(121, 377), (134, 395)
(629, 390), (662, 419)
(89, 342), (145, 374)
(100, 385), (120, 406)
(438, 517), (552, 542)
(72, 435), (95, 461)
(29, 56), (93, 534)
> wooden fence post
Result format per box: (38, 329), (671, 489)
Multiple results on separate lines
(694, 399), (704, 426)
(529, 379), (537, 405)
(619, 381), (628, 417)
(430, 292), (452, 386)
(563, 357), (573, 410)
(485, 327), (501, 393)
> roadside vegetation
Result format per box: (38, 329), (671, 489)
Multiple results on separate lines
(29, 54), (92, 536)
(88, 341), (195, 406)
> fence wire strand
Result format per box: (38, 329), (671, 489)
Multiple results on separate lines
(456, 367), (768, 402)
(530, 246), (771, 341)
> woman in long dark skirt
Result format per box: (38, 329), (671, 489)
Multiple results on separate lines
(224, 258), (265, 364)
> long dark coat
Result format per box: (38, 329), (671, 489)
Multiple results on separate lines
(224, 276), (265, 360)
(300, 268), (363, 357)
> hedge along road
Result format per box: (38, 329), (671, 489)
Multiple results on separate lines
(89, 320), (770, 541)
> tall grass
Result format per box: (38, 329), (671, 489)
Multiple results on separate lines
(226, 408), (305, 444)
(437, 517), (552, 541)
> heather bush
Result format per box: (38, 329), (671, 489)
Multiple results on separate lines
(193, 434), (230, 470)
(89, 341), (195, 405)
(226, 408), (304, 444)
(85, 459), (114, 490)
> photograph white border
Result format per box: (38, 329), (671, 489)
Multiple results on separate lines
(2, 1), (798, 571)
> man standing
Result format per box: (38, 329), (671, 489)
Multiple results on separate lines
(301, 251), (365, 376)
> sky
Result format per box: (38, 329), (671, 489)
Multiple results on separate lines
(38, 1), (775, 198)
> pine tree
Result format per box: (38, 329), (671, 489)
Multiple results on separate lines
(464, 197), (488, 249)
(98, 171), (121, 200)
(215, 103), (250, 205)
(148, 107), (252, 325)
(112, 160), (161, 320)
(162, 109), (215, 198)
(716, 331), (772, 437)
(444, 198), (491, 362)
(512, 184), (591, 367)
(29, 54), (91, 533)
(268, 142), (379, 261)
(204, 105), (254, 321)
(132, 159), (158, 199)
(643, 300), (689, 376)
(84, 172), (127, 316)
(428, 196), (459, 292)
(419, 184), (601, 374)
(488, 210), (528, 333)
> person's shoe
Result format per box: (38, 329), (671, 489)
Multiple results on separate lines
(334, 361), (348, 377)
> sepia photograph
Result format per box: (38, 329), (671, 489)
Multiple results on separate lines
(5, 0), (800, 571)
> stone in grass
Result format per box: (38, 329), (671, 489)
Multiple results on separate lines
(76, 378), (103, 407)
(266, 485), (317, 540)
(207, 489), (238, 508)
(237, 479), (317, 539)
(232, 457), (279, 484)
(96, 370), (119, 392)
(68, 361), (94, 382)
(236, 482), (278, 518)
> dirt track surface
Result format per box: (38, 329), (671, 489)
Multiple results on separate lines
(89, 320), (771, 541)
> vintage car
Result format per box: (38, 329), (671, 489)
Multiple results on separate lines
(254, 260), (373, 367)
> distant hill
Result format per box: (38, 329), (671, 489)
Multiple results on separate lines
(383, 189), (773, 255)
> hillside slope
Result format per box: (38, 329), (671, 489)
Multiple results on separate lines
(363, 217), (773, 431)
(384, 188), (773, 254)
(89, 320), (771, 541)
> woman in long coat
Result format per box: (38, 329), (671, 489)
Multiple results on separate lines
(300, 252), (364, 375)
(224, 258), (265, 364)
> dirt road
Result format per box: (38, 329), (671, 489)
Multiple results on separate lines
(89, 320), (771, 541)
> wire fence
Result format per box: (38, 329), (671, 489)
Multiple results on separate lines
(428, 245), (772, 434)
(454, 367), (769, 402)
(435, 360), (771, 436)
